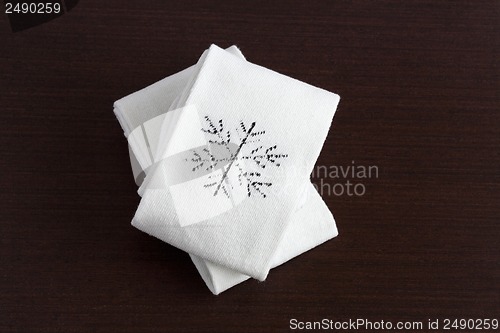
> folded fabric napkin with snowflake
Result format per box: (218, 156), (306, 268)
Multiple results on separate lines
(114, 44), (340, 293)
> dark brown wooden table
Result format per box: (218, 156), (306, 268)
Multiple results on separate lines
(1, 1), (498, 332)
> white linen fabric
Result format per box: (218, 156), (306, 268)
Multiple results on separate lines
(114, 45), (340, 294)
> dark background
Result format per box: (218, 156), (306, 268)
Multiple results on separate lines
(1, 1), (499, 332)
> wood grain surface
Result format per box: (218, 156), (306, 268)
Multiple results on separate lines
(1, 1), (498, 332)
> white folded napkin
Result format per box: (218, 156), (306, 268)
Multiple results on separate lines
(114, 45), (340, 293)
(114, 46), (338, 294)
(121, 44), (340, 284)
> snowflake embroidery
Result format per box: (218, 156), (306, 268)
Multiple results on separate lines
(186, 116), (288, 198)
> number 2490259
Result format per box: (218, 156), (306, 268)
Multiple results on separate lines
(5, 2), (61, 14)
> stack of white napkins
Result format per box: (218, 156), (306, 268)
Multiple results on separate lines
(114, 45), (340, 294)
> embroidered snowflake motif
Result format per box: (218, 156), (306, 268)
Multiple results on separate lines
(186, 116), (288, 198)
